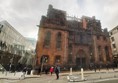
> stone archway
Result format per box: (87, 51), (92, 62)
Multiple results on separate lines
(76, 49), (86, 68)
(40, 55), (49, 64)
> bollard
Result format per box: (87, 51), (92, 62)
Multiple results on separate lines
(81, 68), (84, 80)
(113, 70), (116, 78)
(14, 71), (16, 76)
(2, 69), (4, 74)
(99, 70), (101, 79)
(31, 70), (33, 75)
(70, 67), (72, 75)
(5, 71), (7, 76)
(21, 72), (25, 79)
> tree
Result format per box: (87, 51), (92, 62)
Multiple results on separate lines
(18, 51), (35, 67)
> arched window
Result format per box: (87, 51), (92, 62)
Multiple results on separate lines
(68, 44), (72, 63)
(105, 46), (110, 61)
(44, 31), (51, 48)
(40, 55), (49, 63)
(55, 55), (61, 63)
(56, 32), (62, 50)
(98, 46), (102, 61)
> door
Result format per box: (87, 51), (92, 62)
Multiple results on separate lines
(76, 49), (86, 68)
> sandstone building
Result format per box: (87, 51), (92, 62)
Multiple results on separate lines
(109, 26), (118, 64)
(36, 5), (112, 69)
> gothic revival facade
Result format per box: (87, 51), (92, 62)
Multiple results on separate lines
(36, 5), (112, 69)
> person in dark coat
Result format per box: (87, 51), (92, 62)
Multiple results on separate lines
(22, 67), (27, 76)
(94, 64), (97, 72)
(106, 63), (109, 71)
(55, 65), (60, 80)
(27, 67), (31, 75)
(38, 67), (41, 75)
(45, 66), (48, 74)
(112, 63), (115, 70)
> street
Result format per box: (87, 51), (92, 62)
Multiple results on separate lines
(0, 74), (67, 83)
(1, 69), (118, 83)
(1, 75), (118, 83)
(17, 74), (67, 83)
(96, 79), (118, 83)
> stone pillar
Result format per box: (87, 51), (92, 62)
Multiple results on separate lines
(81, 68), (84, 80)
(70, 67), (72, 75)
(93, 35), (98, 63)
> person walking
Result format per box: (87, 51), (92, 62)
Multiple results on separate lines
(38, 67), (41, 75)
(50, 66), (54, 75)
(94, 64), (96, 72)
(22, 67), (27, 78)
(45, 66), (48, 74)
(106, 63), (109, 71)
(55, 65), (60, 80)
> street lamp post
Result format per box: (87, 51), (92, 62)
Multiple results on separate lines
(69, 52), (72, 67)
(9, 57), (13, 72)
(40, 56), (46, 74)
(80, 55), (83, 68)
(9, 48), (16, 72)
(80, 54), (85, 80)
(90, 53), (92, 63)
(40, 57), (43, 73)
(89, 52), (92, 70)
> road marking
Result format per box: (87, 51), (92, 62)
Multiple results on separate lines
(3, 79), (20, 83)
(48, 81), (51, 83)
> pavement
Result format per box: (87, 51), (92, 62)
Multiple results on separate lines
(67, 68), (118, 83)
(0, 68), (118, 83)
(0, 71), (40, 80)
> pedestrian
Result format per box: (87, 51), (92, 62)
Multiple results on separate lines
(112, 63), (115, 71)
(55, 65), (60, 80)
(22, 67), (27, 77)
(94, 64), (96, 72)
(89, 63), (93, 70)
(106, 63), (109, 71)
(38, 67), (41, 75)
(99, 64), (102, 71)
(27, 67), (31, 75)
(45, 66), (48, 74)
(50, 66), (54, 75)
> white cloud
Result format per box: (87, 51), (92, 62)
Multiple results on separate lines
(0, 0), (118, 39)
(102, 0), (118, 30)
(77, 0), (118, 30)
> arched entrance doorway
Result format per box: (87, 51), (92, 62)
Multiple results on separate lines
(76, 50), (86, 68)
(40, 55), (49, 64)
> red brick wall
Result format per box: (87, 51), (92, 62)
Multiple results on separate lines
(36, 27), (68, 66)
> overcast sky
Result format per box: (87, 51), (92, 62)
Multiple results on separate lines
(0, 0), (118, 40)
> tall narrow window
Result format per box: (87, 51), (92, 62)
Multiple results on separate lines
(80, 34), (83, 43)
(98, 46), (102, 61)
(56, 32), (62, 50)
(97, 36), (100, 40)
(55, 55), (61, 63)
(112, 44), (116, 48)
(103, 36), (107, 41)
(68, 44), (72, 63)
(105, 46), (110, 61)
(111, 37), (114, 41)
(44, 31), (51, 48)
(110, 32), (112, 35)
